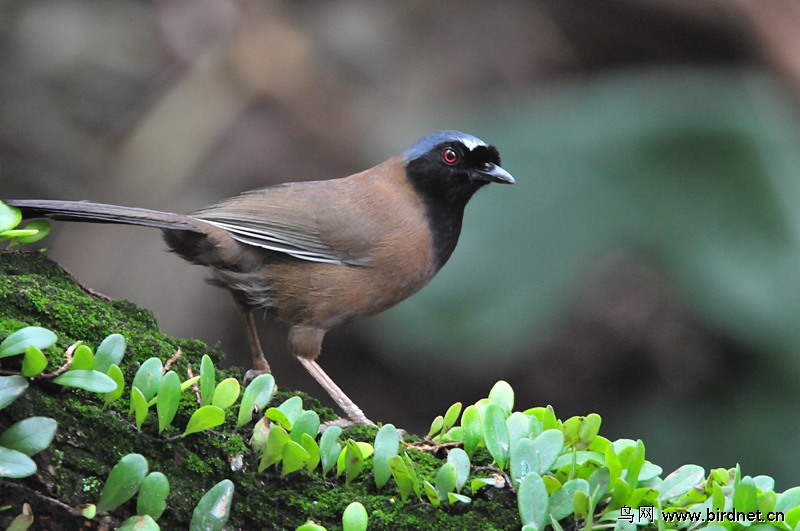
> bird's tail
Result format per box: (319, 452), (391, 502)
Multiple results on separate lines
(3, 199), (204, 233)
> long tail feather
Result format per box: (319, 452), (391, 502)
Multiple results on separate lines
(3, 199), (203, 233)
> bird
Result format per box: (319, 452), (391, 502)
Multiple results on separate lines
(5, 130), (514, 426)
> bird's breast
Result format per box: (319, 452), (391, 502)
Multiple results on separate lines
(272, 172), (441, 329)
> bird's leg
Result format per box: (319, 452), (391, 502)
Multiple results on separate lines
(296, 357), (376, 427)
(235, 303), (271, 381)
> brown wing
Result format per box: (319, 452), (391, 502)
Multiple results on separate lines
(191, 161), (405, 266)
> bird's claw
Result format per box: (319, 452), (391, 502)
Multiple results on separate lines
(243, 367), (271, 383)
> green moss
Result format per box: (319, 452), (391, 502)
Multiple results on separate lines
(0, 252), (521, 529)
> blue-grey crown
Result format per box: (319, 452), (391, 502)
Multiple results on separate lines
(402, 130), (487, 161)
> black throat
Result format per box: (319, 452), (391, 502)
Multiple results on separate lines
(404, 160), (487, 271)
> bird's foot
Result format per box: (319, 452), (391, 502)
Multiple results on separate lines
(243, 366), (271, 383)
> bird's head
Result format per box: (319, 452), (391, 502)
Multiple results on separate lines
(399, 130), (514, 268)
(402, 130), (515, 200)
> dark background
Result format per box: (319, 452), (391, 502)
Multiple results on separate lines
(3, 0), (800, 487)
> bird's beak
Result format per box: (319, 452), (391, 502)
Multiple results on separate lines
(472, 163), (515, 184)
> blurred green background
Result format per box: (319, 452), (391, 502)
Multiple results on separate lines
(3, 0), (800, 487)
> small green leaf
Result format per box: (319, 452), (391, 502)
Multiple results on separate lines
(266, 395), (304, 431)
(753, 475), (775, 492)
(710, 467), (730, 485)
(510, 437), (539, 486)
(190, 479), (234, 531)
(301, 433), (320, 473)
(474, 398), (492, 421)
(561, 417), (581, 447)
(423, 481), (441, 507)
(448, 492), (471, 504)
(733, 476), (757, 513)
(0, 202), (22, 232)
(94, 334), (125, 374)
(275, 395), (304, 427)
(13, 220), (50, 244)
(199, 355), (215, 406)
(658, 464), (705, 502)
(356, 441), (374, 459)
(461, 405), (482, 458)
(0, 229), (38, 241)
(447, 448), (470, 492)
(342, 501), (368, 531)
(471, 477), (498, 494)
(265, 408), (292, 431)
(281, 441), (311, 477)
(137, 471), (170, 520)
(131, 387), (149, 431)
(21, 345), (47, 377)
(211, 378), (240, 410)
(183, 405), (226, 436)
(0, 327), (57, 359)
(402, 452), (422, 499)
(610, 477), (632, 505)
(528, 415), (544, 440)
(572, 490), (591, 520)
(0, 446), (37, 478)
(435, 462), (458, 502)
(638, 462), (662, 482)
(97, 453), (148, 512)
(389, 455), (413, 502)
(577, 413), (602, 450)
(343, 439), (366, 486)
(0, 375), (28, 409)
(249, 417), (270, 453)
(156, 371), (181, 434)
(374, 424), (400, 490)
(236, 373), (276, 428)
(259, 424), (290, 472)
(427, 416), (444, 439)
(483, 403), (510, 469)
(757, 489), (777, 515)
(53, 370), (117, 393)
(786, 506), (800, 530)
(507, 412), (532, 452)
(605, 446), (622, 486)
(518, 472), (549, 530)
(588, 466), (610, 503)
(80, 504), (96, 519)
(443, 402), (462, 433)
(132, 358), (163, 401)
(533, 429), (565, 474)
(290, 410), (321, 444)
(70, 345), (95, 371)
(542, 475), (562, 495)
(117, 515), (159, 531)
(319, 426), (342, 476)
(5, 503), (34, 531)
(624, 439), (645, 490)
(0, 417), (57, 455)
(525, 405), (559, 430)
(776, 486), (800, 514)
(488, 380), (514, 415)
(103, 364), (125, 408)
(710, 481), (725, 511)
(549, 479), (590, 521)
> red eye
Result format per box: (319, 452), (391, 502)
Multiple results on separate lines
(442, 147), (458, 164)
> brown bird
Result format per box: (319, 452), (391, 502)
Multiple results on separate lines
(5, 130), (514, 425)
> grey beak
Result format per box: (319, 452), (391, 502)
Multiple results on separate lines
(474, 163), (515, 184)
